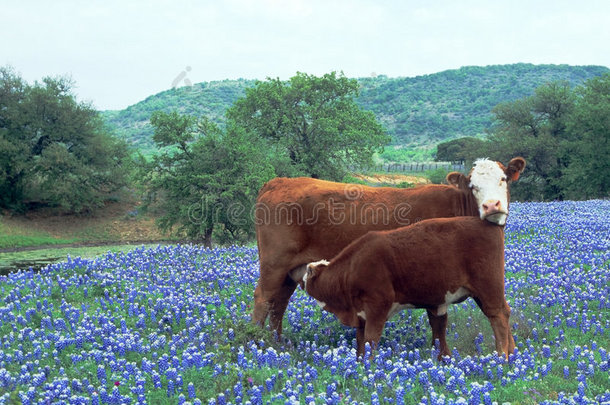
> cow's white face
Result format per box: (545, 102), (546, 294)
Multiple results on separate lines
(469, 159), (509, 225)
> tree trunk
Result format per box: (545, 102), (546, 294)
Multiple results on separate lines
(202, 227), (213, 248)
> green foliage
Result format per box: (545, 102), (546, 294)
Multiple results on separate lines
(143, 111), (274, 246)
(0, 66), (131, 213)
(101, 79), (256, 154)
(101, 64), (609, 157)
(378, 145), (436, 162)
(425, 168), (451, 185)
(435, 137), (486, 163)
(452, 74), (610, 201)
(561, 74), (610, 199)
(226, 71), (390, 180)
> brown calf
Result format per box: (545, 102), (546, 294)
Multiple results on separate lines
(291, 216), (516, 359)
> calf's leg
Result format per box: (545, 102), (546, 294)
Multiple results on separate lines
(426, 309), (450, 359)
(355, 319), (366, 358)
(357, 304), (390, 359)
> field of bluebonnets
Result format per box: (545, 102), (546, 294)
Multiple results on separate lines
(0, 200), (609, 404)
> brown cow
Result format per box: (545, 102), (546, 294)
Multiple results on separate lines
(253, 157), (525, 335)
(291, 216), (516, 359)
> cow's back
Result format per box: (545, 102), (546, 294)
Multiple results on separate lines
(255, 177), (468, 266)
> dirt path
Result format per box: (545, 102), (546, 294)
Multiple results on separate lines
(351, 173), (430, 185)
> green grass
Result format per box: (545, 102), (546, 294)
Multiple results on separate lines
(0, 231), (77, 250)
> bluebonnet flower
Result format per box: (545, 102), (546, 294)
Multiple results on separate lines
(0, 202), (607, 404)
(188, 381), (196, 398)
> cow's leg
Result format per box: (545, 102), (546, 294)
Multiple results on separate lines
(252, 283), (270, 326)
(474, 297), (513, 359)
(426, 309), (450, 359)
(268, 277), (298, 335)
(253, 257), (300, 335)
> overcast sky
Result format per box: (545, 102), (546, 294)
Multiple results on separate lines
(2, 0), (609, 110)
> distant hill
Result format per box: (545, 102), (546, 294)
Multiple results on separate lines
(101, 64), (609, 156)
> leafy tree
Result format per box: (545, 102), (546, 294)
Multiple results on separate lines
(145, 111), (274, 247)
(452, 77), (609, 201)
(226, 72), (390, 180)
(435, 137), (486, 163)
(0, 67), (28, 208)
(562, 74), (610, 199)
(485, 82), (575, 200)
(0, 67), (130, 212)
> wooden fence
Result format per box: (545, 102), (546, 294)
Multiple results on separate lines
(367, 162), (465, 173)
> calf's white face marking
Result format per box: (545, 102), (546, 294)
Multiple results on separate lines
(307, 259), (330, 268)
(304, 260), (330, 309)
(469, 159), (509, 225)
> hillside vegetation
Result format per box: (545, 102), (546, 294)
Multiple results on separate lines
(101, 64), (608, 155)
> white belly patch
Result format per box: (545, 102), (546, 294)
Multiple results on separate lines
(437, 287), (470, 316)
(357, 302), (415, 322)
(387, 302), (416, 320)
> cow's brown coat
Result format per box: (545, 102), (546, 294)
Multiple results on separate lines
(297, 216), (516, 359)
(253, 158), (525, 335)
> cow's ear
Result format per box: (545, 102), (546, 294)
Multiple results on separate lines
(446, 172), (468, 189)
(505, 157), (526, 182)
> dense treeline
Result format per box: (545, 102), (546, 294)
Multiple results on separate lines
(437, 74), (610, 201)
(102, 64), (608, 156)
(2, 66), (608, 246)
(0, 67), (131, 213)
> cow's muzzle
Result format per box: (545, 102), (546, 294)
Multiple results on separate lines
(481, 200), (508, 225)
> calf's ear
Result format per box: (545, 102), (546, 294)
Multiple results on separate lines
(288, 265), (307, 283)
(505, 157), (526, 182)
(446, 172), (469, 189)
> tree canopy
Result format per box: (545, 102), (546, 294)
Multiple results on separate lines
(226, 72), (390, 180)
(144, 111), (274, 247)
(0, 67), (130, 213)
(438, 74), (610, 201)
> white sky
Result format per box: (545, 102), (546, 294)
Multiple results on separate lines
(2, 0), (609, 110)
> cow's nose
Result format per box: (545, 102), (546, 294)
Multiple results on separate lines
(482, 200), (502, 216)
